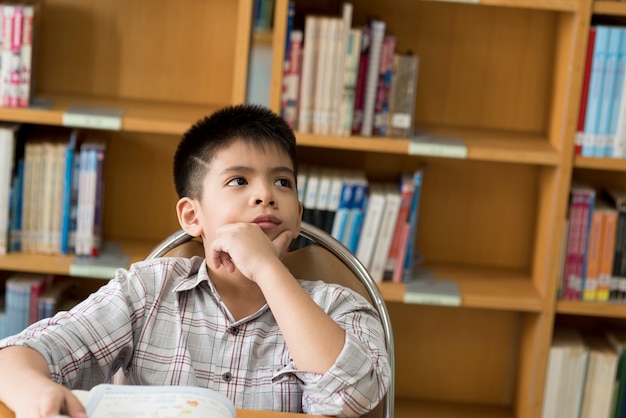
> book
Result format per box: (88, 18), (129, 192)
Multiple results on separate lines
(355, 182), (386, 269)
(388, 53), (419, 138)
(541, 328), (589, 418)
(360, 20), (385, 137)
(582, 207), (604, 301)
(408, 133), (467, 159)
(72, 384), (235, 418)
(351, 26), (371, 135)
(336, 28), (361, 136)
(597, 205), (618, 301)
(0, 123), (20, 254)
(605, 188), (626, 301)
(578, 333), (619, 418)
(401, 168), (425, 282)
(575, 27), (597, 156)
(297, 15), (319, 134)
(606, 328), (626, 417)
(372, 35), (396, 136)
(582, 26), (609, 157)
(368, 182), (402, 283)
(384, 172), (415, 281)
(595, 26), (622, 157)
(403, 277), (461, 306)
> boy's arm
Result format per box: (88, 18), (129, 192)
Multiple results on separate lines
(208, 222), (345, 373)
(0, 346), (86, 418)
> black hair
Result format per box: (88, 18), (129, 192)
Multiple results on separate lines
(173, 104), (297, 199)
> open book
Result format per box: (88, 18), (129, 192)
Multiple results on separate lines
(70, 384), (236, 418)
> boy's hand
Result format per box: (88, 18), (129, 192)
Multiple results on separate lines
(12, 380), (86, 418)
(208, 222), (293, 281)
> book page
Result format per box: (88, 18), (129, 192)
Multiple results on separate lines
(83, 384), (236, 418)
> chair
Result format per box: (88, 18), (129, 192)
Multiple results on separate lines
(145, 222), (395, 418)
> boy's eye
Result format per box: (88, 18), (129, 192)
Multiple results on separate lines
(275, 178), (292, 188)
(227, 177), (247, 186)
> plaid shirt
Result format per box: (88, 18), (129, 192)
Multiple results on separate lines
(0, 256), (390, 417)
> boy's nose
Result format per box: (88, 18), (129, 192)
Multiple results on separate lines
(255, 198), (276, 206)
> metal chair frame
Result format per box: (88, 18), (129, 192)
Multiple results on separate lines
(146, 222), (395, 418)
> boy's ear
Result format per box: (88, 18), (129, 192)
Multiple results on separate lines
(294, 201), (303, 237)
(176, 197), (203, 237)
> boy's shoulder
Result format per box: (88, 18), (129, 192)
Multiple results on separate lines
(126, 256), (206, 286)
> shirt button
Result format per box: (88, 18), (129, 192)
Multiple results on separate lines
(222, 372), (232, 382)
(229, 327), (239, 335)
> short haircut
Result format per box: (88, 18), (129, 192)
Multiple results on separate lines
(173, 104), (297, 199)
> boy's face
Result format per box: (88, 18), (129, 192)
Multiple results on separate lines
(186, 138), (302, 245)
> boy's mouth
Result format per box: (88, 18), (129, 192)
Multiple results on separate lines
(252, 215), (282, 230)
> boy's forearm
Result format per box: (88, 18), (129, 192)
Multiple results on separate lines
(257, 262), (346, 374)
(0, 346), (51, 406)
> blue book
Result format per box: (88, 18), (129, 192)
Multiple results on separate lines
(331, 173), (356, 243)
(8, 160), (24, 252)
(60, 129), (79, 254)
(344, 175), (368, 252)
(609, 28), (626, 157)
(583, 26), (610, 157)
(402, 168), (424, 282)
(596, 26), (621, 157)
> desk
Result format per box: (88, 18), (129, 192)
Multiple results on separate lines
(0, 402), (323, 417)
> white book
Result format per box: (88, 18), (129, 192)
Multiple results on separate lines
(331, 3), (353, 135)
(50, 142), (68, 254)
(313, 17), (335, 135)
(355, 182), (386, 269)
(0, 124), (18, 254)
(18, 5), (34, 107)
(369, 183), (402, 282)
(73, 384), (235, 418)
(337, 28), (361, 136)
(39, 141), (56, 254)
(541, 328), (589, 418)
(297, 15), (319, 134)
(360, 20), (385, 137)
(578, 334), (618, 418)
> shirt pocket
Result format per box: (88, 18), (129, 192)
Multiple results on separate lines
(246, 364), (303, 413)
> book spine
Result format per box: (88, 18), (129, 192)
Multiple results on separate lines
(282, 29), (303, 129)
(388, 54), (419, 138)
(360, 20), (385, 137)
(575, 27), (596, 156)
(355, 183), (386, 269)
(91, 145), (106, 257)
(582, 26), (609, 157)
(336, 28), (361, 136)
(18, 5), (34, 108)
(597, 209), (617, 301)
(351, 27), (370, 135)
(0, 6), (15, 107)
(297, 15), (318, 134)
(384, 173), (415, 281)
(402, 169), (424, 282)
(373, 35), (396, 136)
(369, 184), (401, 283)
(583, 209), (603, 301)
(8, 6), (22, 108)
(595, 27), (621, 157)
(576, 189), (595, 300)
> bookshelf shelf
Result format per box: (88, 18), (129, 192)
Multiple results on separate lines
(395, 398), (511, 418)
(0, 94), (224, 136)
(0, 239), (153, 277)
(593, 0), (626, 16)
(297, 129), (558, 165)
(556, 300), (626, 318)
(478, 0), (579, 12)
(574, 155), (626, 171)
(379, 266), (542, 312)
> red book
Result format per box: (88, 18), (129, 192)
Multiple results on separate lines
(575, 27), (596, 156)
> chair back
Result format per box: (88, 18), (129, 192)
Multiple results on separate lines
(145, 222), (395, 418)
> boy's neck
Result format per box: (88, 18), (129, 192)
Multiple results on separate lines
(210, 270), (267, 321)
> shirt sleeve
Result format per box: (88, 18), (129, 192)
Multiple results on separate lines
(0, 267), (146, 389)
(276, 283), (391, 417)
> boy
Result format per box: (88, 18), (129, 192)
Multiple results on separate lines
(0, 104), (390, 418)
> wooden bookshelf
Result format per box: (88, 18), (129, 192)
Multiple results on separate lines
(1, 0), (623, 417)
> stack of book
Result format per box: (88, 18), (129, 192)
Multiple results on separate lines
(280, 2), (419, 138)
(0, 125), (108, 256)
(0, 274), (80, 339)
(575, 25), (626, 159)
(541, 327), (626, 418)
(0, 2), (37, 108)
(297, 164), (424, 283)
(559, 184), (626, 303)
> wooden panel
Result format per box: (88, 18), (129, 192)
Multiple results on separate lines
(36, 0), (249, 105)
(102, 132), (181, 242)
(389, 302), (520, 404)
(349, 1), (556, 133)
(417, 160), (538, 268)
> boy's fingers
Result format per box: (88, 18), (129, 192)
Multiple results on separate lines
(272, 230), (293, 255)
